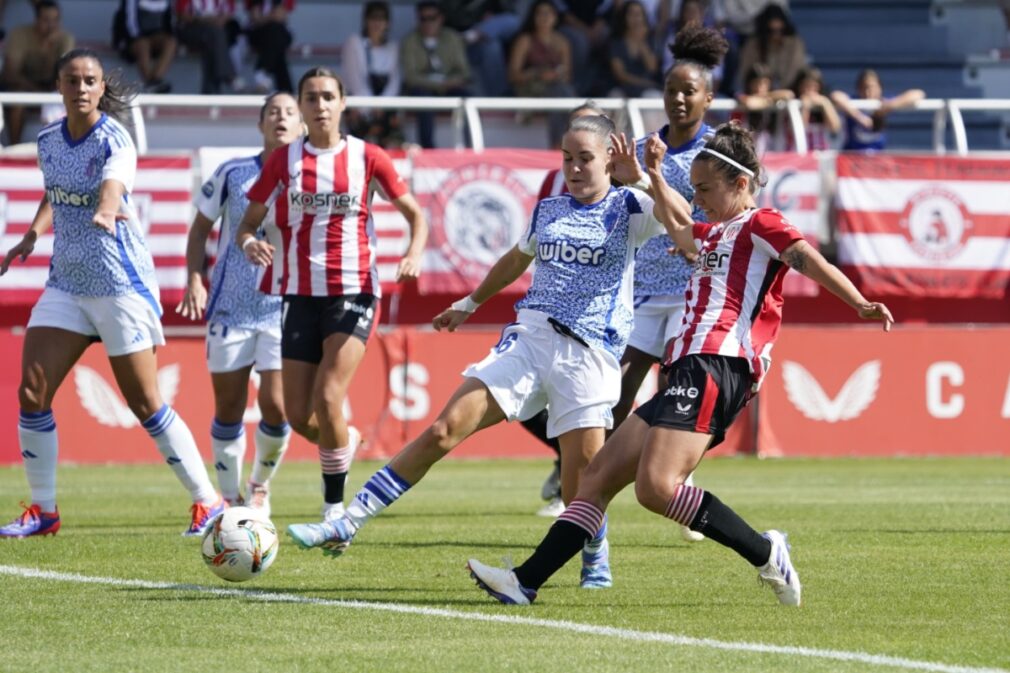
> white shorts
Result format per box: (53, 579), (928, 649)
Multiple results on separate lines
(27, 286), (165, 357)
(627, 295), (686, 360)
(206, 322), (282, 373)
(463, 309), (621, 438)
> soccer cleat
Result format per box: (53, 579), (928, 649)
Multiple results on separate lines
(182, 495), (227, 537)
(247, 482), (271, 519)
(540, 460), (561, 501)
(680, 524), (705, 543)
(287, 517), (356, 557)
(758, 530), (802, 606)
(580, 538), (613, 589)
(467, 559), (537, 605)
(0, 502), (60, 538)
(536, 496), (565, 518)
(321, 501), (345, 522)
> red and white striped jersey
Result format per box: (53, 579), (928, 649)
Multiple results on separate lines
(246, 135), (408, 297)
(664, 208), (805, 389)
(537, 168), (568, 200)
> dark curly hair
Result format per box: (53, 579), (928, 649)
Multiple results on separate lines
(666, 24), (729, 92)
(695, 121), (766, 194)
(56, 48), (137, 127)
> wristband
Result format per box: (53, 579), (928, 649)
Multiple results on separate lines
(629, 175), (651, 192)
(241, 236), (257, 252)
(450, 295), (480, 313)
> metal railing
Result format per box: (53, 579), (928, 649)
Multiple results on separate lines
(0, 92), (1004, 156)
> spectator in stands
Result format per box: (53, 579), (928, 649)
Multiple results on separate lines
(118, 0), (177, 93)
(0, 0), (74, 145)
(736, 3), (806, 92)
(731, 62), (791, 154)
(244, 0), (293, 93)
(658, 0), (730, 94)
(791, 66), (839, 151)
(175, 0), (241, 94)
(342, 1), (404, 148)
(831, 69), (925, 152)
(609, 1), (661, 98)
(555, 0), (613, 96)
(441, 0), (520, 97)
(508, 0), (575, 147)
(401, 1), (471, 148)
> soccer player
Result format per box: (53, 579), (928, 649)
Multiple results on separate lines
(0, 48), (224, 538)
(467, 122), (894, 606)
(286, 115), (692, 591)
(176, 92), (304, 518)
(236, 67), (427, 522)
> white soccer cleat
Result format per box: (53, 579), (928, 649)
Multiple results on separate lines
(680, 525), (705, 543)
(321, 501), (345, 522)
(467, 559), (537, 605)
(536, 496), (565, 518)
(247, 481), (271, 520)
(758, 530), (802, 606)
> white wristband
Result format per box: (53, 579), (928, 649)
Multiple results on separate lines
(241, 236), (257, 251)
(451, 295), (480, 313)
(629, 175), (651, 192)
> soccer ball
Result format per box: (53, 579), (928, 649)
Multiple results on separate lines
(200, 506), (279, 582)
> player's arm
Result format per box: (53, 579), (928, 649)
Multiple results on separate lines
(177, 212), (216, 320)
(235, 201), (273, 266)
(641, 136), (696, 254)
(780, 239), (893, 331)
(1, 195), (50, 274)
(432, 245), (535, 333)
(92, 179), (128, 234)
(390, 192), (428, 282)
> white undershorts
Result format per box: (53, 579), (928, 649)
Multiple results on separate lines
(463, 309), (621, 438)
(627, 294), (686, 360)
(27, 286), (165, 357)
(206, 322), (282, 373)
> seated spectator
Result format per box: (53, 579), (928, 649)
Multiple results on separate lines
(791, 66), (839, 151)
(555, 0), (613, 96)
(117, 0), (177, 93)
(175, 0), (241, 94)
(1, 0), (74, 145)
(244, 0), (293, 92)
(831, 69), (926, 152)
(736, 3), (806, 92)
(400, 1), (471, 148)
(609, 0), (661, 98)
(658, 0), (729, 94)
(731, 62), (792, 154)
(441, 0), (520, 97)
(342, 1), (404, 148)
(508, 0), (575, 147)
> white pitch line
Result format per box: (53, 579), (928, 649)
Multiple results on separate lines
(1, 564), (1005, 673)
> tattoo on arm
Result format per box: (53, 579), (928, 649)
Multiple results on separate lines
(783, 247), (808, 273)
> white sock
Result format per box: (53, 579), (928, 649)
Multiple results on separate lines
(19, 410), (58, 512)
(251, 420), (290, 486)
(143, 405), (217, 505)
(211, 418), (246, 502)
(344, 465), (411, 531)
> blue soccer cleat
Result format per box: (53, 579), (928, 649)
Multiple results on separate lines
(0, 502), (60, 538)
(287, 517), (356, 558)
(183, 495), (227, 537)
(580, 538), (612, 589)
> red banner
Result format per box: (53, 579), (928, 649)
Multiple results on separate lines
(836, 154), (1010, 298)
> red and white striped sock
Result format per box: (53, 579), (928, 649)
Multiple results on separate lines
(664, 483), (704, 527)
(558, 499), (606, 538)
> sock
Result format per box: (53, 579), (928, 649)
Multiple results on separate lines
(144, 405), (217, 505)
(250, 420), (290, 486)
(581, 514), (609, 565)
(666, 484), (771, 566)
(344, 465), (411, 531)
(319, 438), (355, 505)
(520, 409), (561, 456)
(515, 499), (603, 590)
(210, 418), (245, 502)
(19, 410), (58, 512)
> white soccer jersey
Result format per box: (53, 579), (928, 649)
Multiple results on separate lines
(515, 187), (663, 360)
(37, 114), (160, 314)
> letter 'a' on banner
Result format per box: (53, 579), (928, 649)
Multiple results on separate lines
(835, 154), (1010, 298)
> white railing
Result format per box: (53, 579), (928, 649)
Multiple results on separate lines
(0, 93), (1004, 155)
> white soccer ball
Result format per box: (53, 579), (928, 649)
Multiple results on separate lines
(200, 506), (279, 582)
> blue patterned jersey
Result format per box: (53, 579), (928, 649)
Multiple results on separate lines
(515, 187), (663, 359)
(37, 114), (160, 313)
(632, 124), (709, 299)
(195, 155), (281, 330)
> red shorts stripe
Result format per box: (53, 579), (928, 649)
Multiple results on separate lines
(694, 372), (719, 434)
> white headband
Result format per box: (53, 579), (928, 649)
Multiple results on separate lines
(700, 148), (755, 178)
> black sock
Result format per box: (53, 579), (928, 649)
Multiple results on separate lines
(322, 472), (347, 505)
(690, 492), (772, 566)
(520, 409), (561, 456)
(513, 519), (590, 590)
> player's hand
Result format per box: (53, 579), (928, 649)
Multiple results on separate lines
(243, 238), (274, 267)
(858, 301), (894, 332)
(1, 233), (37, 275)
(395, 253), (422, 282)
(643, 134), (666, 172)
(93, 210), (118, 234)
(609, 132), (643, 185)
(668, 246), (697, 264)
(176, 278), (207, 321)
(432, 308), (471, 333)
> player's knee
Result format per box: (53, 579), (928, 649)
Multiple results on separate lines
(286, 407), (313, 437)
(634, 475), (673, 514)
(426, 418), (460, 453)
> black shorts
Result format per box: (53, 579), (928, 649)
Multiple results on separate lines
(634, 354), (753, 449)
(281, 294), (379, 364)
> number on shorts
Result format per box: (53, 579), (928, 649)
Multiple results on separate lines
(494, 331), (518, 354)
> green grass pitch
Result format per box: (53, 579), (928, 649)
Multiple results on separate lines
(1, 457), (1008, 673)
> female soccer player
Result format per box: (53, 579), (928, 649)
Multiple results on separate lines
(287, 115), (691, 591)
(236, 67), (427, 522)
(467, 122), (894, 606)
(177, 92), (303, 517)
(0, 48), (224, 538)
